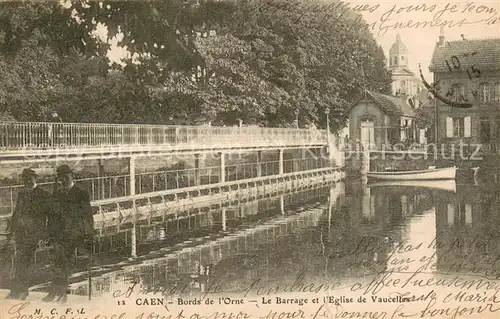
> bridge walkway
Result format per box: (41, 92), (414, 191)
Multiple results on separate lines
(0, 122), (328, 161)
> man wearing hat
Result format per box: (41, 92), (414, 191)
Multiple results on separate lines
(44, 164), (94, 302)
(6, 168), (52, 300)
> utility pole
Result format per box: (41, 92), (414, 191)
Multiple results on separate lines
(325, 107), (330, 145)
(433, 73), (439, 144)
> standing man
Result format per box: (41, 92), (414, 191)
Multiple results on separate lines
(6, 168), (52, 300)
(44, 164), (94, 303)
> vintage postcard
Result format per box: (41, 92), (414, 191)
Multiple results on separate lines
(1, 0), (499, 318)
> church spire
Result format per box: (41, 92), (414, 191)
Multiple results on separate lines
(389, 34), (408, 68)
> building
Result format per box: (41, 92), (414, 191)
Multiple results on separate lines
(429, 33), (500, 153)
(388, 34), (426, 108)
(347, 90), (416, 150)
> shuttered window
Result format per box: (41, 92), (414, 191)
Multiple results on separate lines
(454, 118), (464, 137)
(452, 83), (466, 102)
(464, 116), (471, 137)
(446, 117), (453, 137)
(447, 116), (471, 138)
(493, 83), (500, 102)
(479, 83), (491, 102)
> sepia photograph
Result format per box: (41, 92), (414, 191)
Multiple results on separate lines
(0, 0), (499, 318)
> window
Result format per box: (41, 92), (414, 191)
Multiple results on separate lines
(493, 83), (500, 102)
(480, 117), (491, 144)
(446, 116), (471, 138)
(454, 117), (464, 137)
(400, 80), (406, 94)
(452, 83), (466, 101)
(479, 82), (491, 102)
(447, 203), (472, 227)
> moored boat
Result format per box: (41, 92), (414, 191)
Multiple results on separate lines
(367, 166), (457, 181)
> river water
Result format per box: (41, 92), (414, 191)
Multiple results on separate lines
(67, 177), (500, 300)
(2, 176), (500, 316)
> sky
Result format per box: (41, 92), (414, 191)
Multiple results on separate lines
(104, 0), (500, 82)
(353, 0), (500, 80)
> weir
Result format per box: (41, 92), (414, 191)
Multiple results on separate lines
(93, 167), (343, 228)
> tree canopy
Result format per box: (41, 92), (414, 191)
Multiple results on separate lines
(0, 0), (392, 132)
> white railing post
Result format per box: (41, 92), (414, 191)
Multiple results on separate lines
(256, 150), (262, 177)
(194, 153), (201, 186)
(135, 125), (139, 145)
(222, 207), (227, 231)
(131, 222), (137, 258)
(279, 149), (284, 175)
(280, 194), (285, 215)
(219, 152), (225, 183)
(129, 157), (136, 196)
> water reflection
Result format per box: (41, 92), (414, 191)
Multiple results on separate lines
(68, 179), (500, 297)
(67, 183), (337, 296)
(93, 183), (332, 258)
(434, 184), (500, 278)
(6, 177), (500, 301)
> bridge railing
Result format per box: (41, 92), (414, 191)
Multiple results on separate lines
(0, 157), (331, 216)
(0, 122), (327, 150)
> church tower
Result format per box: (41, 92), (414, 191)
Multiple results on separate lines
(388, 34), (425, 106)
(389, 34), (409, 69)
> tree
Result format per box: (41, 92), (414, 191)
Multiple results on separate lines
(0, 0), (392, 131)
(0, 0), (206, 122)
(155, 0), (392, 131)
(0, 1), (110, 121)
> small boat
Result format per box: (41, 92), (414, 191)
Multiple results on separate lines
(367, 180), (456, 193)
(367, 166), (457, 181)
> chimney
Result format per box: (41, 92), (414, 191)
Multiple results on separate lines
(438, 26), (445, 45)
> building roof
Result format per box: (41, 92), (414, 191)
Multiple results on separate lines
(348, 90), (416, 117)
(389, 34), (408, 55)
(366, 91), (416, 116)
(391, 67), (416, 77)
(429, 38), (500, 72)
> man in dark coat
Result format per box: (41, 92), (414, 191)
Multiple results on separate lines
(6, 168), (52, 300)
(43, 164), (94, 303)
